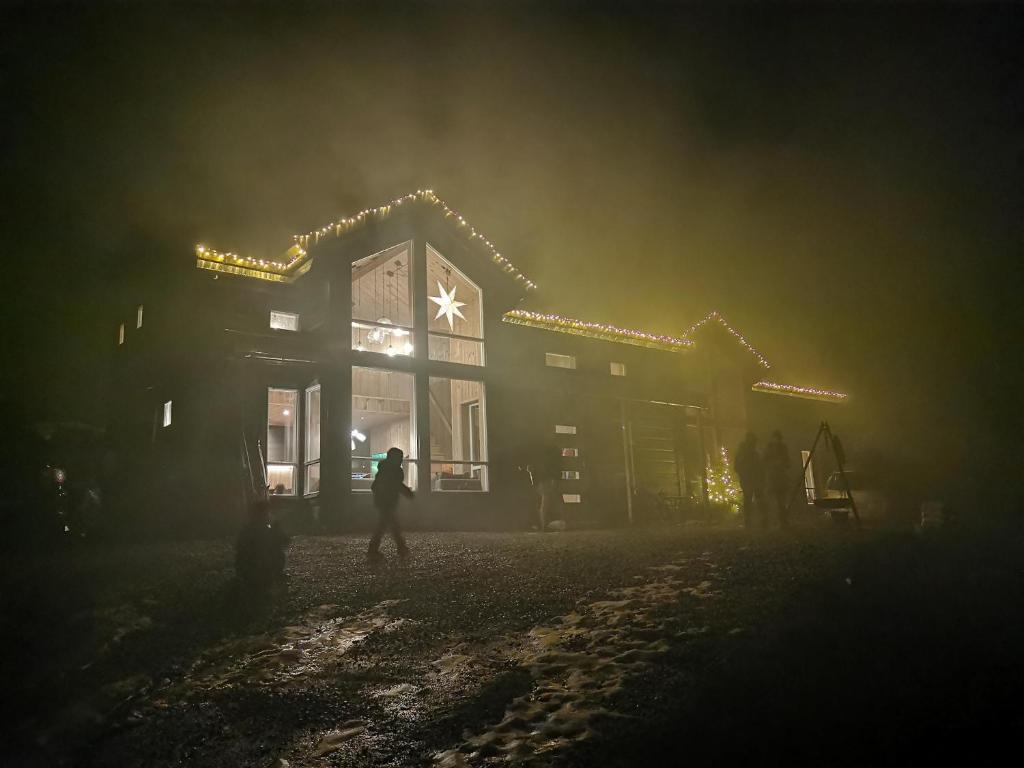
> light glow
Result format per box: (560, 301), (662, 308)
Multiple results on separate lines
(503, 309), (694, 353)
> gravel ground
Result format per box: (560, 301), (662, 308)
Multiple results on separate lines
(3, 523), (1023, 766)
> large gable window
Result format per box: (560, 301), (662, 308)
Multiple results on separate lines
(426, 244), (484, 366)
(351, 242), (414, 357)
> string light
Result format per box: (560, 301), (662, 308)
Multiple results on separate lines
(681, 311), (772, 370)
(706, 446), (741, 512)
(194, 190), (537, 290)
(751, 380), (848, 403)
(503, 309), (695, 353)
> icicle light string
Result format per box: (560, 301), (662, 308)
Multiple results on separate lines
(503, 309), (695, 353)
(195, 190), (537, 290)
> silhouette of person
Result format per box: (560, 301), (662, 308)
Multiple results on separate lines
(733, 433), (765, 529)
(764, 430), (792, 528)
(235, 499), (290, 592)
(527, 442), (561, 531)
(368, 447), (414, 560)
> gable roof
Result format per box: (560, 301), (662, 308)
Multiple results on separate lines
(195, 189), (538, 289)
(503, 307), (848, 402)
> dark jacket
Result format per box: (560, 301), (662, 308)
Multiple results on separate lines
(734, 442), (764, 489)
(371, 458), (414, 508)
(764, 440), (791, 489)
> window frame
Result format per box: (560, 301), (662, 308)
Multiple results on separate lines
(270, 310), (300, 332)
(136, 305), (144, 329)
(426, 243), (485, 366)
(303, 383), (321, 497)
(266, 387), (300, 497)
(610, 361), (627, 376)
(350, 241), (415, 357)
(351, 366), (418, 493)
(428, 375), (489, 492)
(545, 352), (576, 369)
(162, 400), (172, 428)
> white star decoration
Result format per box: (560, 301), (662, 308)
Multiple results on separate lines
(429, 281), (466, 330)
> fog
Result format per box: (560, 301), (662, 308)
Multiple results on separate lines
(2, 2), (1021, 508)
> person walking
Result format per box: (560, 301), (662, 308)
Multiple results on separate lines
(734, 432), (765, 529)
(368, 447), (414, 561)
(764, 430), (792, 528)
(527, 442), (562, 531)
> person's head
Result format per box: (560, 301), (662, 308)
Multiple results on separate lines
(386, 446), (404, 463)
(273, 483), (286, 495)
(249, 499), (271, 524)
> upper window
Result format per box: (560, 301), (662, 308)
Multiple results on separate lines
(555, 424), (577, 434)
(118, 323), (125, 345)
(270, 310), (299, 332)
(610, 362), (627, 376)
(545, 353), (576, 369)
(162, 400), (172, 427)
(136, 305), (144, 329)
(351, 242), (413, 356)
(427, 245), (484, 366)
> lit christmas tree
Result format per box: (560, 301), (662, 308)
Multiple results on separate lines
(706, 446), (742, 513)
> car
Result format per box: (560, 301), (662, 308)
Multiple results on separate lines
(815, 469), (888, 524)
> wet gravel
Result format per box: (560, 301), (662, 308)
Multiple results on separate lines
(4, 524), (1023, 766)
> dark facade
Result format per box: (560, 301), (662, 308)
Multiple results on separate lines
(109, 193), (848, 535)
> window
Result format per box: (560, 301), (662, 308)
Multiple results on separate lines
(562, 494), (582, 504)
(351, 242), (414, 356)
(429, 376), (488, 491)
(352, 367), (417, 491)
(426, 244), (484, 366)
(118, 323), (125, 345)
(561, 470), (581, 480)
(162, 400), (172, 427)
(304, 385), (321, 495)
(545, 353), (576, 369)
(561, 447), (579, 457)
(610, 362), (627, 376)
(270, 310), (300, 332)
(555, 425), (577, 435)
(136, 305), (144, 329)
(267, 388), (298, 495)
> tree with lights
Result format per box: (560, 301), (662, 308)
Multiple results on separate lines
(706, 446), (742, 514)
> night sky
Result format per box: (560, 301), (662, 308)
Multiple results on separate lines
(2, 2), (1022, 503)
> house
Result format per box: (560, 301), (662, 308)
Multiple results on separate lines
(109, 190), (847, 535)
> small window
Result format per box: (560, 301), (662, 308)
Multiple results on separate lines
(561, 447), (579, 458)
(555, 424), (577, 435)
(610, 362), (627, 376)
(561, 470), (581, 480)
(545, 353), (576, 369)
(270, 311), (300, 332)
(118, 323), (125, 345)
(562, 493), (582, 503)
(136, 305), (144, 329)
(162, 400), (172, 427)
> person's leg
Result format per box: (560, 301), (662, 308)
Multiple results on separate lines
(368, 507), (386, 556)
(776, 488), (789, 528)
(389, 506), (409, 556)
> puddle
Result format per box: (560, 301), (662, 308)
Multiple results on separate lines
(435, 556), (719, 765)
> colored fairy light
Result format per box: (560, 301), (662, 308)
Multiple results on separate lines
(503, 309), (695, 353)
(751, 380), (848, 403)
(194, 190), (537, 290)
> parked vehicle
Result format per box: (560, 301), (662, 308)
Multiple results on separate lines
(816, 470), (888, 523)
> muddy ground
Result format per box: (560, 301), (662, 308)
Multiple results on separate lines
(3, 523), (1023, 766)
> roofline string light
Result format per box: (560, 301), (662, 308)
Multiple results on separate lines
(195, 189), (537, 290)
(751, 380), (848, 403)
(682, 311), (772, 370)
(503, 309), (695, 353)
